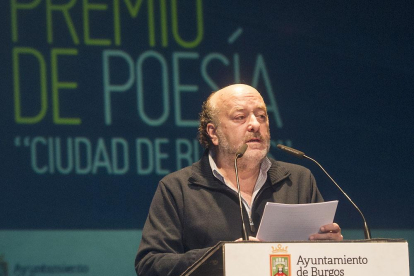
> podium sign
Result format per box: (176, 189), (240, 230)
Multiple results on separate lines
(182, 239), (409, 276)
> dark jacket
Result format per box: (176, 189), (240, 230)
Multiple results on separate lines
(135, 152), (323, 276)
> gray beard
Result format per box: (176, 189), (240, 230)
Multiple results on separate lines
(215, 129), (269, 169)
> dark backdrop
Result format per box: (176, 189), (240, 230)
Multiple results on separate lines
(1, 0), (413, 231)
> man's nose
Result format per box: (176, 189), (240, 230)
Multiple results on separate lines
(247, 115), (260, 132)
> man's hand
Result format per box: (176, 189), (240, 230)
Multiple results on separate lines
(309, 223), (343, 241)
(235, 236), (261, 242)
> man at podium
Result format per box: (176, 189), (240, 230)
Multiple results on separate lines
(135, 84), (343, 276)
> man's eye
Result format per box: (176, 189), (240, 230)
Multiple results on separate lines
(235, 116), (245, 121)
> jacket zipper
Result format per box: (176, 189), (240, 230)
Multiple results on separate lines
(230, 183), (273, 235)
(248, 215), (256, 233)
(248, 184), (274, 234)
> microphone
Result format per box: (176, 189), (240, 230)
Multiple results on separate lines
(236, 144), (248, 158)
(277, 144), (372, 240)
(234, 143), (248, 241)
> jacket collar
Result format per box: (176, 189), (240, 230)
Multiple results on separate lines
(188, 150), (291, 189)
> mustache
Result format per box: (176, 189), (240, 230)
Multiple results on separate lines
(244, 133), (267, 142)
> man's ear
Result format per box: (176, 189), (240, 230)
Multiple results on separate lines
(206, 123), (219, 146)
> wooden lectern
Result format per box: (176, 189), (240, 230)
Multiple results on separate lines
(181, 239), (410, 276)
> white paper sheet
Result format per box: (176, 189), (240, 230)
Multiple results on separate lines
(256, 200), (338, 241)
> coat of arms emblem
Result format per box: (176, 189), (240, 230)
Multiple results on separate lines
(270, 244), (290, 276)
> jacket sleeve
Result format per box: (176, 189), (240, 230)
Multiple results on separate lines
(135, 181), (210, 276)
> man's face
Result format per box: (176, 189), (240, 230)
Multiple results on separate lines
(208, 85), (271, 163)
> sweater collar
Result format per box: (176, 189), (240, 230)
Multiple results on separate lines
(188, 150), (291, 189)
